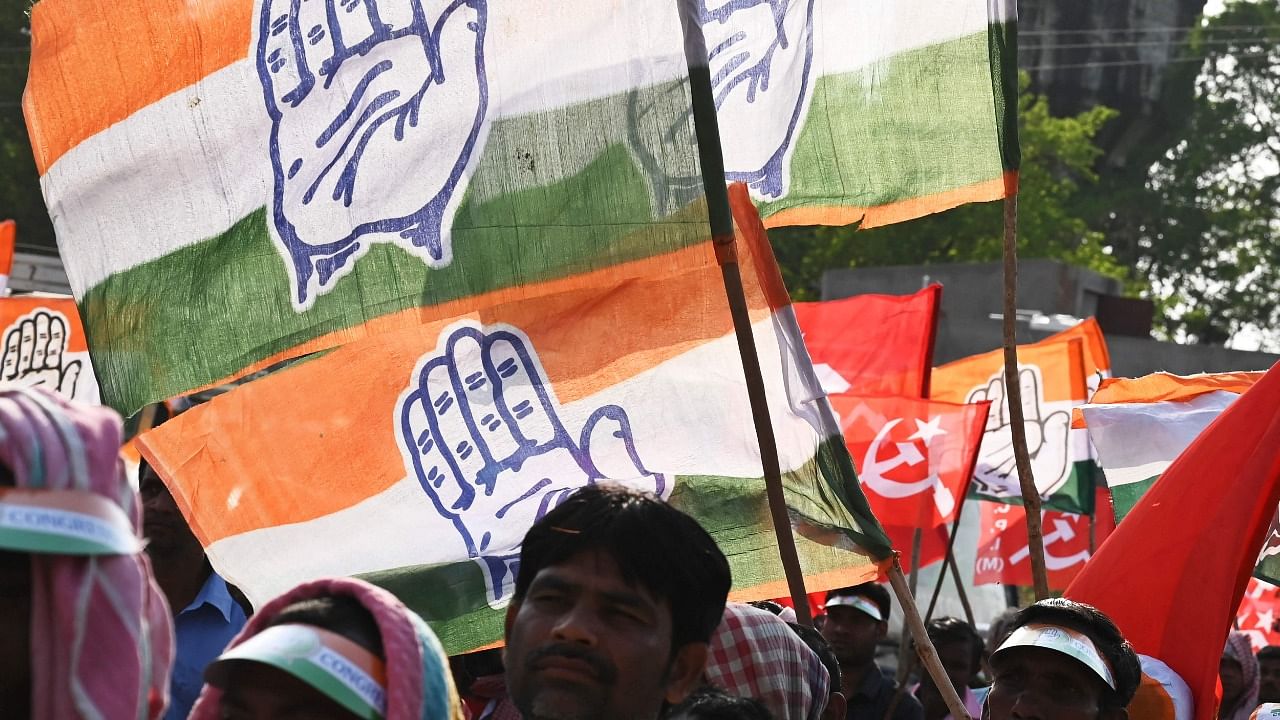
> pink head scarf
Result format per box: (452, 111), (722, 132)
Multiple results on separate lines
(705, 602), (831, 720)
(189, 576), (463, 720)
(0, 387), (174, 719)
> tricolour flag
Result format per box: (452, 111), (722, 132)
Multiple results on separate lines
(137, 184), (894, 654)
(26, 0), (1017, 416)
(1066, 362), (1280, 720)
(829, 394), (988, 529)
(1079, 371), (1263, 522)
(0, 295), (99, 404)
(795, 285), (941, 397)
(973, 502), (1092, 590)
(1076, 371), (1279, 583)
(932, 336), (1093, 513)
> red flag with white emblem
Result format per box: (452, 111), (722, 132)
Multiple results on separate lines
(974, 502), (1092, 589)
(830, 394), (989, 529)
(795, 284), (940, 398)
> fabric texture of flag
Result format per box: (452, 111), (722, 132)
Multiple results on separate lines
(26, 0), (1017, 416)
(794, 284), (940, 397)
(973, 502), (1092, 590)
(829, 394), (988, 529)
(0, 295), (98, 404)
(932, 336), (1093, 513)
(137, 184), (894, 654)
(1065, 361), (1280, 720)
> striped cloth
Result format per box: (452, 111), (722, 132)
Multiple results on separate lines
(705, 602), (830, 720)
(0, 387), (174, 719)
(189, 577), (463, 720)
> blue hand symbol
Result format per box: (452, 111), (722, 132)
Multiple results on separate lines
(396, 323), (666, 607)
(255, 0), (490, 309)
(699, 0), (815, 198)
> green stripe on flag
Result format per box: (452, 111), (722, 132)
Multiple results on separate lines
(1107, 475), (1159, 524)
(967, 459), (1099, 516)
(363, 437), (891, 655)
(759, 30), (1007, 218)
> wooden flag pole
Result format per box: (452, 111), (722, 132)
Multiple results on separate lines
(678, 1), (812, 625)
(895, 528), (925, 685)
(888, 558), (974, 720)
(999, 194), (1050, 599)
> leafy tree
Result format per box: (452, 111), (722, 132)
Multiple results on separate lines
(771, 77), (1122, 302)
(1095, 0), (1280, 349)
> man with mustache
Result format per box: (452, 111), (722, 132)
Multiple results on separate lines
(502, 484), (732, 719)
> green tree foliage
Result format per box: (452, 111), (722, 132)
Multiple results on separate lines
(771, 77), (1120, 302)
(0, 0), (53, 255)
(1097, 0), (1280, 349)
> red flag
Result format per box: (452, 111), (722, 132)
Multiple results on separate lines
(830, 394), (989, 529)
(883, 522), (950, 576)
(1065, 362), (1280, 720)
(974, 503), (1092, 589)
(794, 284), (940, 398)
(0, 220), (14, 296)
(1237, 578), (1280, 650)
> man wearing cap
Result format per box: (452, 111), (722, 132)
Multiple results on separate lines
(820, 583), (923, 720)
(987, 598), (1142, 720)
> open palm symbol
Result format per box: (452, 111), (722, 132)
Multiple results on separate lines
(0, 310), (82, 398)
(396, 323), (666, 607)
(256, 0), (490, 309)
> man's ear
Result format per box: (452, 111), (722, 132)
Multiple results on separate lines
(823, 691), (848, 720)
(664, 642), (710, 704)
(502, 600), (522, 666)
(876, 620), (889, 641)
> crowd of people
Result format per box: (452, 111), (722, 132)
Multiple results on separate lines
(1, 386), (1274, 719)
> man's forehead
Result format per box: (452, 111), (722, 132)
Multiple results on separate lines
(993, 645), (1104, 684)
(532, 550), (663, 602)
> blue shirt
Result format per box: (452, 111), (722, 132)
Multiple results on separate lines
(165, 571), (249, 720)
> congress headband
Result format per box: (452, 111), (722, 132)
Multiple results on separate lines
(994, 623), (1117, 690)
(824, 594), (884, 621)
(206, 623), (388, 720)
(0, 488), (141, 556)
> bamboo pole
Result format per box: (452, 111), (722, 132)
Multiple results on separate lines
(895, 529), (924, 685)
(677, 0), (812, 625)
(888, 558), (973, 720)
(999, 194), (1049, 599)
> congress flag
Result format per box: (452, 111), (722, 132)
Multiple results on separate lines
(0, 295), (98, 404)
(138, 185), (895, 654)
(932, 337), (1092, 513)
(26, 0), (1018, 416)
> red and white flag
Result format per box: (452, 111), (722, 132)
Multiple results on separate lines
(974, 502), (1093, 589)
(830, 394), (989, 529)
(795, 284), (940, 398)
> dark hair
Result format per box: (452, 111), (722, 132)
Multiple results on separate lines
(1260, 646), (1280, 662)
(927, 616), (984, 673)
(789, 622), (841, 691)
(827, 582), (891, 622)
(267, 595), (385, 659)
(668, 686), (775, 720)
(1004, 599), (1141, 709)
(514, 484), (731, 648)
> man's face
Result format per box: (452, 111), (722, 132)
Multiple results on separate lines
(217, 662), (360, 720)
(503, 549), (706, 720)
(139, 463), (203, 563)
(985, 646), (1112, 720)
(921, 638), (976, 697)
(1259, 658), (1280, 703)
(820, 603), (885, 667)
